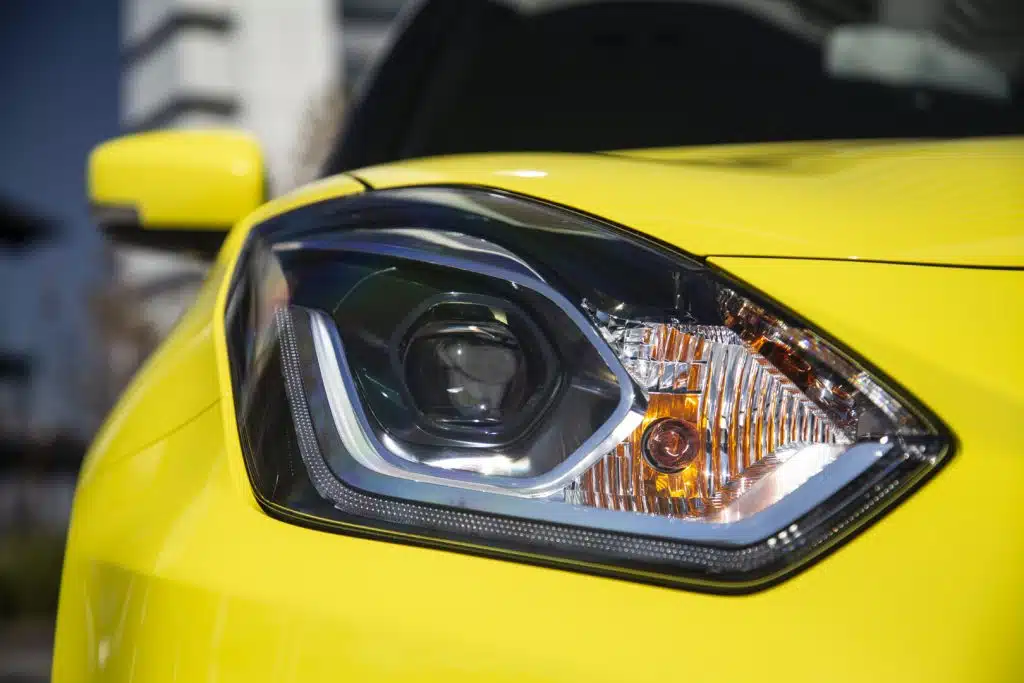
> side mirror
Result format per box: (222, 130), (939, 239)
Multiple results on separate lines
(88, 130), (266, 257)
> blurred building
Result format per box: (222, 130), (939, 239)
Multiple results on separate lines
(119, 0), (412, 189)
(0, 198), (56, 440)
(121, 0), (338, 191)
(0, 198), (81, 535)
(0, 198), (57, 249)
(112, 0), (341, 371)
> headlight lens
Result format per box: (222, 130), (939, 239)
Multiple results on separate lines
(227, 187), (949, 591)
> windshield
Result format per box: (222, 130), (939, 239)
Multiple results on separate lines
(328, 0), (1023, 172)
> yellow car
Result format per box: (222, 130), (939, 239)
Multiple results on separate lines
(55, 1), (1024, 682)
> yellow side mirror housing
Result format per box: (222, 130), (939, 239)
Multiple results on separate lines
(88, 130), (266, 255)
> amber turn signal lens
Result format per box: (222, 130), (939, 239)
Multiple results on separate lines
(643, 418), (700, 473)
(569, 302), (859, 521)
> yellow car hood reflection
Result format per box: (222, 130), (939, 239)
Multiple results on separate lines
(357, 137), (1024, 268)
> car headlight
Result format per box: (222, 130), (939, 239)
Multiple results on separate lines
(226, 187), (949, 591)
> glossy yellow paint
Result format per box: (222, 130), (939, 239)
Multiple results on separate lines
(356, 137), (1024, 267)
(76, 263), (224, 489)
(88, 130), (265, 230)
(55, 146), (1024, 683)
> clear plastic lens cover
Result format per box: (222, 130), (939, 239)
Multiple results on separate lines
(227, 187), (949, 590)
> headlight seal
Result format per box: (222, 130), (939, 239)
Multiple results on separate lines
(227, 186), (950, 591)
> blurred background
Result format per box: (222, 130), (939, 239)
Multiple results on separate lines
(0, 1), (406, 679)
(1, 0), (1022, 679)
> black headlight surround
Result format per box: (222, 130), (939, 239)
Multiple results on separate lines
(226, 186), (951, 593)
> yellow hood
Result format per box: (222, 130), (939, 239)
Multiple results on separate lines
(354, 137), (1024, 268)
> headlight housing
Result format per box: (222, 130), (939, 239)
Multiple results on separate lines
(227, 187), (949, 591)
